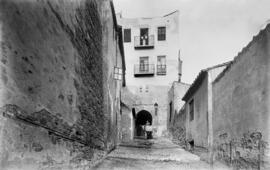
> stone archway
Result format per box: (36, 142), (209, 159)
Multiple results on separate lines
(135, 110), (152, 137)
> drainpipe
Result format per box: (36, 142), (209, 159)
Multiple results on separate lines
(207, 72), (214, 164)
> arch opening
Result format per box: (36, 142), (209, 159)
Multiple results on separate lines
(135, 110), (152, 138)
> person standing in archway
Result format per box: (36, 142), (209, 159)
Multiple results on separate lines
(145, 121), (152, 139)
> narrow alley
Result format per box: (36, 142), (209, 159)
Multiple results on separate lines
(0, 0), (269, 170)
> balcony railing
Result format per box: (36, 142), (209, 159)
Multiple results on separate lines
(157, 65), (166, 75)
(134, 64), (155, 77)
(134, 35), (155, 49)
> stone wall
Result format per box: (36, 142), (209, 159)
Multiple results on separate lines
(0, 0), (124, 169)
(212, 24), (270, 169)
(170, 106), (187, 146)
(167, 81), (189, 145)
(100, 0), (124, 151)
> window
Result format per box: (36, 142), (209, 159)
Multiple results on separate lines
(140, 28), (149, 45)
(139, 57), (149, 72)
(158, 27), (166, 41)
(124, 29), (131, 42)
(154, 103), (158, 116)
(157, 56), (166, 75)
(189, 99), (194, 121)
(114, 67), (122, 80)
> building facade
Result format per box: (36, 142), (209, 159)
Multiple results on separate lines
(117, 11), (182, 140)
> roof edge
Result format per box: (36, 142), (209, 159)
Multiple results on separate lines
(117, 10), (179, 20)
(213, 23), (270, 84)
(163, 10), (179, 17)
(182, 61), (232, 101)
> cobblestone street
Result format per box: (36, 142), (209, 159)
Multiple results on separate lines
(93, 138), (231, 170)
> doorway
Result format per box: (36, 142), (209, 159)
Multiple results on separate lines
(135, 110), (152, 138)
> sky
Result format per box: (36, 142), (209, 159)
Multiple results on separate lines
(113, 0), (270, 84)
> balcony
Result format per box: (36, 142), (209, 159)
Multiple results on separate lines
(134, 35), (155, 49)
(157, 65), (166, 75)
(134, 64), (155, 77)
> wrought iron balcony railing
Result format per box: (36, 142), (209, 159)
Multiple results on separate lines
(134, 64), (155, 77)
(157, 65), (166, 75)
(134, 35), (155, 49)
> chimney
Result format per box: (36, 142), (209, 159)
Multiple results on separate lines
(178, 50), (182, 82)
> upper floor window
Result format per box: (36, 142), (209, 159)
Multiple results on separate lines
(157, 27), (166, 41)
(140, 28), (149, 45)
(124, 29), (131, 42)
(139, 56), (149, 72)
(134, 56), (155, 76)
(189, 99), (194, 121)
(157, 56), (166, 75)
(157, 55), (166, 65)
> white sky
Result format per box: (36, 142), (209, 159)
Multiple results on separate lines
(113, 0), (270, 84)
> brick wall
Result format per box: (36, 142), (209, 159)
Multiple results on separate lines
(0, 0), (123, 169)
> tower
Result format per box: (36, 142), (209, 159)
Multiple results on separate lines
(118, 10), (181, 139)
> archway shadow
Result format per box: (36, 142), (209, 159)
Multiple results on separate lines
(135, 110), (152, 138)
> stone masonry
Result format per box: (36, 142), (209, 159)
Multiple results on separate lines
(0, 0), (125, 169)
